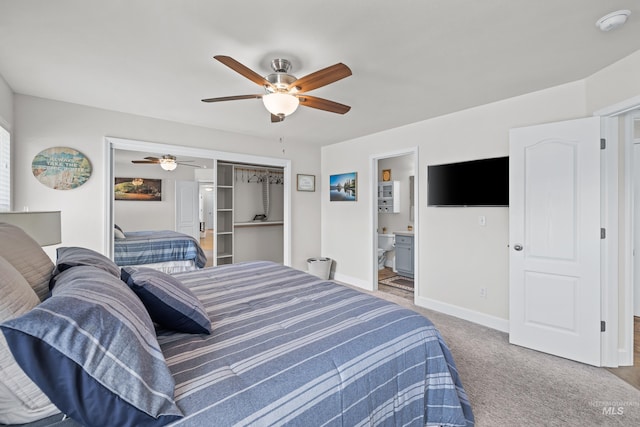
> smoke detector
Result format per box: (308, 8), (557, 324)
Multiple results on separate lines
(596, 10), (631, 32)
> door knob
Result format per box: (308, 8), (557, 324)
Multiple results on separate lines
(513, 244), (523, 251)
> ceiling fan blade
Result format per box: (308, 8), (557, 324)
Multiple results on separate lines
(214, 55), (273, 88)
(176, 162), (202, 167)
(298, 95), (351, 114)
(271, 114), (285, 123)
(201, 94), (262, 103)
(131, 160), (158, 164)
(288, 63), (352, 93)
(143, 156), (160, 161)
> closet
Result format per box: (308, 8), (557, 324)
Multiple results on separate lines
(214, 162), (284, 266)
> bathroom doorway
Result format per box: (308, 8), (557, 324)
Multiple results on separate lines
(372, 148), (418, 302)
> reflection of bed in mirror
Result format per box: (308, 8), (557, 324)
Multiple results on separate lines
(114, 225), (207, 273)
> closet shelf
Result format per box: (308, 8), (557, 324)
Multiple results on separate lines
(234, 221), (284, 228)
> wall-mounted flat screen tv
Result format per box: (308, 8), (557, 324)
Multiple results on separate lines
(427, 156), (509, 206)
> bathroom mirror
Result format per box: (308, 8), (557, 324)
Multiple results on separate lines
(409, 175), (414, 222)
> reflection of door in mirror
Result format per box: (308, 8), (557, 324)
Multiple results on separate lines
(409, 176), (414, 222)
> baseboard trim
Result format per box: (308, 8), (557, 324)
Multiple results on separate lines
(332, 273), (509, 332)
(617, 348), (633, 367)
(333, 272), (373, 291)
(415, 295), (509, 333)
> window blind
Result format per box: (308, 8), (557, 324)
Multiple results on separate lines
(0, 126), (10, 211)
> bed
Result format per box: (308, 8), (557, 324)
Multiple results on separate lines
(113, 228), (208, 273)
(0, 223), (474, 427)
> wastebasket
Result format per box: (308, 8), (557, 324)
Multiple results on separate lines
(307, 257), (332, 280)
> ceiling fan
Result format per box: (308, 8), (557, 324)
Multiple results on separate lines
(202, 55), (352, 122)
(131, 155), (200, 171)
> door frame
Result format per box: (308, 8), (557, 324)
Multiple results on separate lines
(622, 110), (640, 366)
(596, 95), (640, 367)
(104, 136), (292, 266)
(370, 146), (419, 300)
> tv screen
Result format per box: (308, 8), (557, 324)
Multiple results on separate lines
(427, 157), (509, 206)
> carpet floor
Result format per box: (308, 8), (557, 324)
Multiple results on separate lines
(363, 287), (640, 426)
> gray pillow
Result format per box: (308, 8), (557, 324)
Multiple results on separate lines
(51, 246), (120, 287)
(0, 223), (54, 301)
(121, 267), (212, 334)
(0, 256), (58, 424)
(1, 265), (183, 426)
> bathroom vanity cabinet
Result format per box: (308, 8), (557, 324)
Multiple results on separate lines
(378, 181), (400, 213)
(394, 233), (414, 278)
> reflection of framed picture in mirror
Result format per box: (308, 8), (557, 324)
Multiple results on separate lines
(297, 174), (315, 192)
(114, 177), (162, 201)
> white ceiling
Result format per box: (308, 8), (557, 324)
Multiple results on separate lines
(1, 1), (639, 147)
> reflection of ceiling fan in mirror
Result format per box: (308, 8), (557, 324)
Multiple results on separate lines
(202, 55), (352, 122)
(131, 155), (201, 171)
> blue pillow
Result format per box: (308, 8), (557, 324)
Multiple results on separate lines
(1, 266), (183, 427)
(121, 267), (212, 335)
(51, 247), (120, 290)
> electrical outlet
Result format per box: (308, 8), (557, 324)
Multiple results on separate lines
(478, 215), (486, 226)
(479, 287), (487, 298)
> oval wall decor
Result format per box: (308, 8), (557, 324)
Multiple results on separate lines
(31, 147), (92, 190)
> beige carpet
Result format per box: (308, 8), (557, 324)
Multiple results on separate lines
(363, 287), (640, 426)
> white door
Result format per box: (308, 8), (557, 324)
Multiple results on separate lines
(175, 180), (199, 240)
(509, 116), (601, 366)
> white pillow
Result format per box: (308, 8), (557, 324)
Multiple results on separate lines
(114, 227), (126, 239)
(0, 256), (59, 423)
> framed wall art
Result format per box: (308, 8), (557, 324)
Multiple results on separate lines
(31, 147), (92, 190)
(329, 172), (357, 201)
(114, 177), (162, 201)
(297, 174), (315, 192)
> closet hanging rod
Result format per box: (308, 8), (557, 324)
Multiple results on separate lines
(233, 166), (284, 173)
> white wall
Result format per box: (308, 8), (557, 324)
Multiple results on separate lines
(12, 94), (321, 271)
(322, 80), (588, 323)
(322, 47), (640, 330)
(586, 49), (640, 114)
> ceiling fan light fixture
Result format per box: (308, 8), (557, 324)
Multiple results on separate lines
(160, 159), (177, 171)
(262, 92), (300, 117)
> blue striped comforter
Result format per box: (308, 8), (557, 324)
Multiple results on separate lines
(114, 230), (207, 268)
(163, 261), (474, 426)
